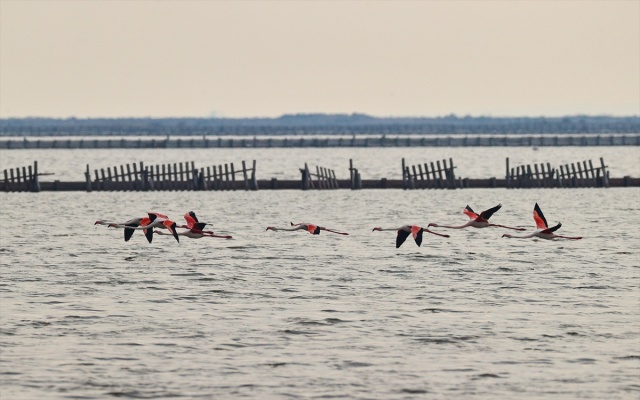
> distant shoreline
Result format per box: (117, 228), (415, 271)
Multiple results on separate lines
(1, 114), (639, 136)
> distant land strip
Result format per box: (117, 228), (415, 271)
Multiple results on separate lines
(1, 114), (639, 136)
(1, 134), (638, 149)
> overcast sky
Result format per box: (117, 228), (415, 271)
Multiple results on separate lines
(1, 0), (638, 118)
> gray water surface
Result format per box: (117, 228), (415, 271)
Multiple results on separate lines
(1, 186), (638, 399)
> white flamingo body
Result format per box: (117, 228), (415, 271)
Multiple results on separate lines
(429, 204), (525, 231)
(373, 225), (449, 248)
(266, 222), (349, 235)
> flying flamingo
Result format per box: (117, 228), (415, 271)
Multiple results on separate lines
(98, 216), (153, 243)
(502, 203), (583, 240)
(266, 222), (349, 235)
(372, 225), (450, 248)
(153, 229), (232, 240)
(112, 212), (180, 243)
(428, 203), (525, 231)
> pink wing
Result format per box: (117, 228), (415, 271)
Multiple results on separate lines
(533, 209), (548, 229)
(411, 225), (421, 239)
(463, 206), (479, 220)
(183, 213), (197, 229)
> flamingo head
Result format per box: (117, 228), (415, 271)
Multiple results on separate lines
(372, 227), (381, 231)
(427, 223), (438, 228)
(502, 233), (511, 238)
(94, 220), (104, 225)
(266, 226), (275, 231)
(107, 223), (118, 228)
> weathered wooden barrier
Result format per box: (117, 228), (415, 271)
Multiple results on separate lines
(4, 159), (638, 192)
(2, 161), (53, 192)
(402, 158), (459, 189)
(300, 163), (339, 190)
(2, 134), (639, 149)
(84, 160), (257, 191)
(506, 157), (609, 188)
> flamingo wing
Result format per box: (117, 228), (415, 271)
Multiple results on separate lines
(412, 226), (424, 247)
(144, 228), (154, 243)
(480, 203), (502, 220)
(193, 222), (207, 232)
(541, 222), (561, 234)
(306, 224), (320, 235)
(396, 229), (411, 248)
(124, 222), (139, 242)
(148, 212), (169, 222)
(184, 212), (198, 228)
(533, 203), (548, 229)
(463, 206), (479, 220)
(163, 220), (179, 242)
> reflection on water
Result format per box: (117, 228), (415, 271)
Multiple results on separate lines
(0, 185), (639, 399)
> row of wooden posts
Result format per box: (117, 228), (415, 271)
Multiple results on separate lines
(506, 157), (609, 188)
(86, 160), (258, 191)
(402, 158), (458, 189)
(1, 157), (620, 192)
(2, 161), (47, 192)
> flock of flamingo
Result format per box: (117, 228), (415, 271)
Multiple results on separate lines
(95, 203), (582, 248)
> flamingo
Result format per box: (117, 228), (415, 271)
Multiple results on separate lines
(502, 203), (583, 240)
(99, 216), (153, 243)
(112, 212), (180, 243)
(153, 229), (232, 240)
(428, 203), (525, 231)
(266, 222), (349, 235)
(372, 225), (450, 248)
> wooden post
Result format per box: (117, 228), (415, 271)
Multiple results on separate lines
(31, 161), (41, 192)
(417, 164), (425, 189)
(599, 158), (609, 187)
(230, 163), (236, 190)
(534, 164), (541, 188)
(448, 158), (456, 189)
(3, 169), (8, 192)
(505, 158), (511, 188)
(250, 160), (258, 190)
(570, 163), (578, 187)
(212, 166), (218, 190)
(411, 165), (419, 189)
(242, 160), (250, 190)
(85, 164), (92, 192)
(18, 167), (25, 192)
(301, 163), (310, 190)
(576, 162), (585, 187)
(125, 164), (132, 190)
(100, 168), (108, 191)
(401, 158), (407, 190)
(436, 160), (444, 189)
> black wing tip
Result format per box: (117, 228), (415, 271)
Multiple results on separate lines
(313, 227), (321, 235)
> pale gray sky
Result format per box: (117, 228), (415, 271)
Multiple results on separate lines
(1, 0), (638, 118)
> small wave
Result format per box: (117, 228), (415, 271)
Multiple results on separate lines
(400, 388), (429, 394)
(472, 373), (503, 380)
(282, 329), (319, 336)
(613, 355), (640, 360)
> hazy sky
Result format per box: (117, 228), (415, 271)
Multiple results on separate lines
(1, 0), (638, 118)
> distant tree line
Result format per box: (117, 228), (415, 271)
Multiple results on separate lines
(1, 114), (638, 136)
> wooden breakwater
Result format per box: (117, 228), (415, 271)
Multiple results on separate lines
(3, 159), (639, 192)
(505, 157), (611, 188)
(1, 134), (639, 149)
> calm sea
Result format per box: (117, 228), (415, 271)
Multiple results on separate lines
(1, 146), (639, 399)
